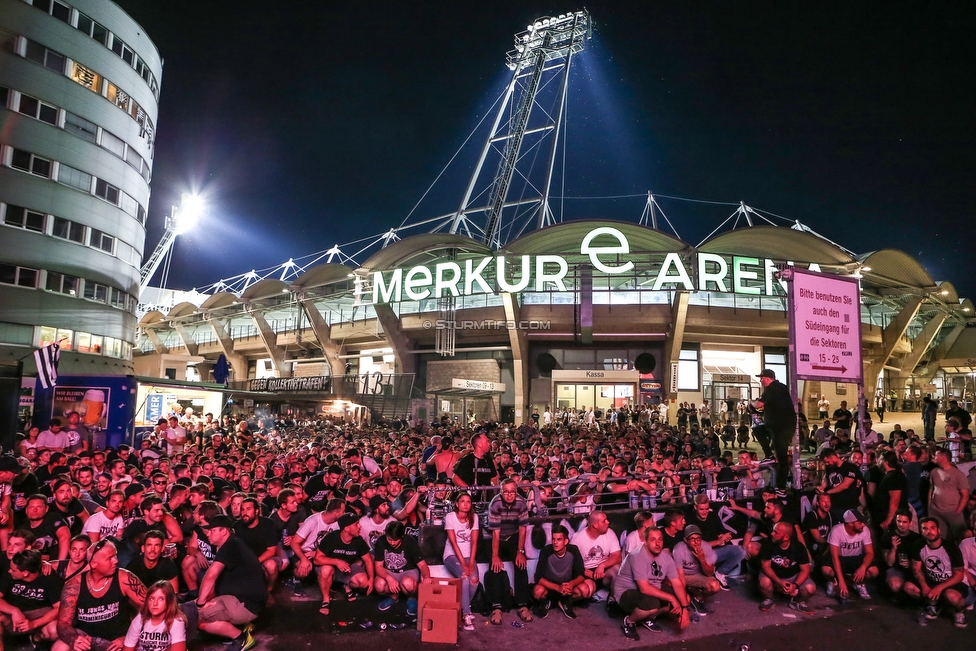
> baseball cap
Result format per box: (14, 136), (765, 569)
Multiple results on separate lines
(0, 456), (21, 472)
(683, 524), (703, 540)
(756, 369), (776, 379)
(337, 513), (359, 530)
(842, 509), (866, 524)
(124, 483), (145, 498)
(369, 495), (388, 512)
(202, 515), (235, 530)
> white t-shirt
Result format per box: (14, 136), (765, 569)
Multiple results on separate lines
(623, 529), (644, 558)
(827, 523), (872, 558)
(358, 515), (394, 550)
(443, 512), (479, 561)
(83, 511), (125, 540)
(123, 613), (186, 651)
(571, 527), (621, 570)
(165, 426), (186, 455)
(295, 514), (339, 554)
(959, 536), (976, 587)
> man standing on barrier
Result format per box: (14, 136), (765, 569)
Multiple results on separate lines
(754, 369), (796, 489)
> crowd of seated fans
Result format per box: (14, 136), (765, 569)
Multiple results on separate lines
(0, 404), (973, 650)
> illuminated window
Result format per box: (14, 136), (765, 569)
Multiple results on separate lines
(76, 331), (92, 352)
(677, 347), (700, 391)
(71, 62), (102, 92)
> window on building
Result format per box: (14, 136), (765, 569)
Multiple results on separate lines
(0, 264), (38, 288)
(46, 271), (78, 295)
(64, 112), (97, 142)
(677, 347), (701, 391)
(26, 41), (66, 73)
(53, 217), (86, 243)
(70, 62), (102, 92)
(11, 150), (51, 178)
(762, 348), (788, 387)
(99, 130), (125, 158)
(57, 164), (92, 192)
(3, 205), (46, 232)
(0, 85), (8, 107)
(121, 45), (134, 66)
(94, 179), (120, 205)
(51, 1), (71, 23)
(124, 146), (142, 172)
(90, 228), (114, 253)
(83, 282), (108, 303)
(17, 94), (59, 125)
(31, 0), (53, 13)
(119, 192), (138, 217)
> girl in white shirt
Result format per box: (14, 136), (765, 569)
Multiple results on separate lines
(443, 492), (480, 631)
(123, 580), (187, 651)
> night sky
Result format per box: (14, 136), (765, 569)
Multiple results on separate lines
(114, 1), (976, 299)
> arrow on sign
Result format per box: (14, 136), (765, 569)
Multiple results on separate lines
(812, 364), (847, 373)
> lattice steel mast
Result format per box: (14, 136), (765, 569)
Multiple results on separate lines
(447, 11), (591, 248)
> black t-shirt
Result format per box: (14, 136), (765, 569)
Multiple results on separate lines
(801, 510), (834, 552)
(270, 510), (301, 546)
(317, 530), (370, 562)
(758, 537), (810, 579)
(872, 470), (907, 523)
(22, 513), (68, 559)
(53, 500), (87, 537)
(452, 452), (498, 487)
(881, 530), (923, 571)
(685, 507), (727, 543)
(661, 528), (682, 551)
(372, 535), (424, 573)
(832, 408), (853, 431)
(0, 570), (63, 610)
(125, 556), (178, 588)
(234, 518), (279, 558)
(213, 536), (267, 615)
(303, 472), (337, 511)
(759, 380), (796, 432)
(823, 462), (862, 512)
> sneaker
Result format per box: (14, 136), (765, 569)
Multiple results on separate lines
(714, 572), (730, 591)
(557, 600), (577, 619)
(917, 610), (929, 627)
(924, 604), (940, 620)
(690, 610), (701, 623)
(533, 600), (550, 619)
(621, 617), (641, 641)
(593, 588), (610, 602)
(378, 597), (396, 611)
(641, 618), (663, 633)
(789, 599), (814, 615)
(954, 611), (967, 628)
(854, 583), (871, 600)
(463, 614), (476, 631)
(825, 582), (836, 598)
(759, 598), (775, 611)
(692, 597), (709, 615)
(406, 598), (418, 617)
(227, 629), (256, 651)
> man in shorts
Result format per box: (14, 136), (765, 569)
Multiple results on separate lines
(823, 509), (878, 603)
(613, 527), (691, 640)
(757, 521), (816, 614)
(313, 513), (374, 616)
(904, 517), (968, 628)
(881, 508), (923, 604)
(373, 521), (430, 616)
(195, 515), (266, 651)
(671, 525), (721, 618)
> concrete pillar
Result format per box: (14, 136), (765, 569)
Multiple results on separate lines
(502, 292), (528, 426)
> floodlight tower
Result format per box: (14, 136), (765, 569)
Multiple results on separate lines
(448, 11), (591, 248)
(139, 194), (203, 296)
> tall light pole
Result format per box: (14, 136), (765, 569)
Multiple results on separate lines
(139, 193), (204, 297)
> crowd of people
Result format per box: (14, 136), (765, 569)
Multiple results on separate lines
(1, 390), (974, 650)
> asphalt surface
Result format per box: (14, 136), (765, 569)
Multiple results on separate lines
(243, 572), (971, 651)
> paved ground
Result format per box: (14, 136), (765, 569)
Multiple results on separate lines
(240, 570), (971, 651)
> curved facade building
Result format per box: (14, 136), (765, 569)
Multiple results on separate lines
(0, 0), (161, 375)
(134, 220), (974, 426)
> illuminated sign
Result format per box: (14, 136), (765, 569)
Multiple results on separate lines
(451, 378), (505, 392)
(249, 376), (330, 392)
(788, 268), (862, 383)
(368, 226), (821, 304)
